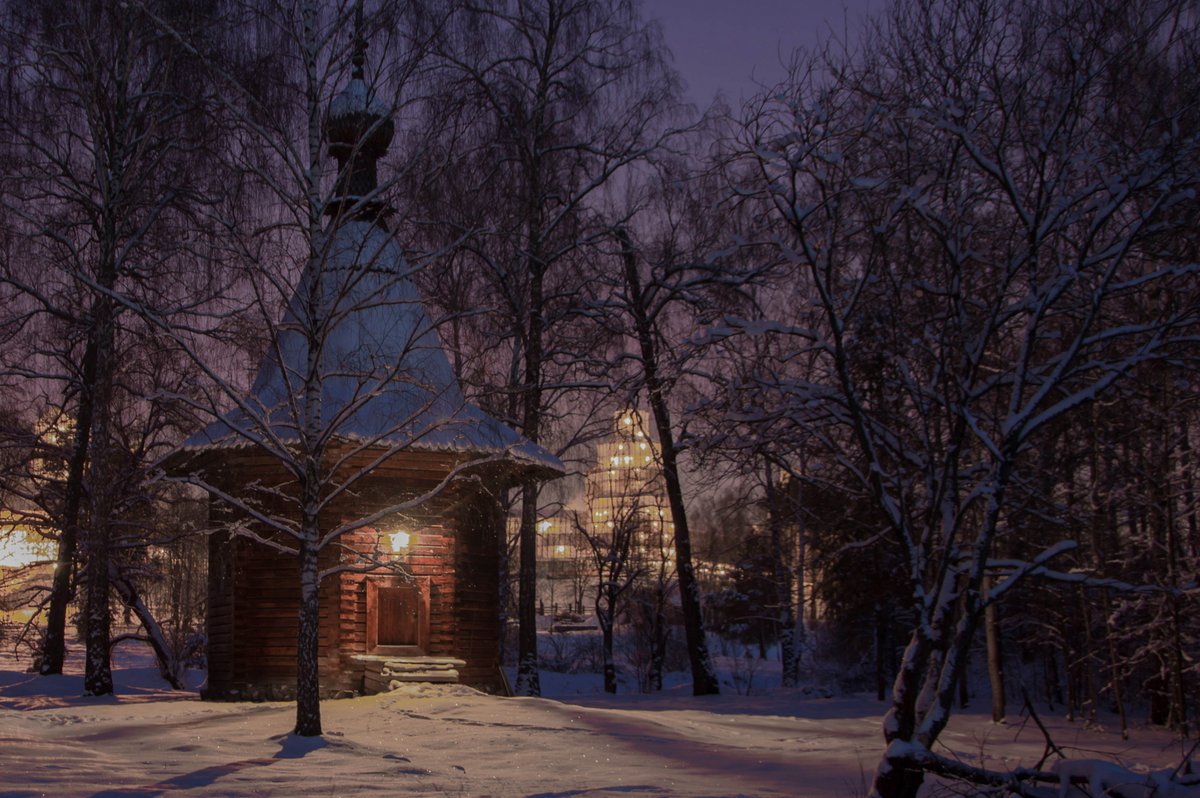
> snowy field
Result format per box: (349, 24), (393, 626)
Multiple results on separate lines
(0, 641), (1193, 797)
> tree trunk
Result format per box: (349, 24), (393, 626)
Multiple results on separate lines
(1044, 647), (1060, 709)
(1177, 417), (1200, 559)
(765, 464), (799, 687)
(514, 222), (546, 696)
(81, 405), (115, 698)
(869, 751), (925, 798)
(1078, 587), (1099, 724)
(1064, 615), (1080, 721)
(601, 614), (616, 694)
(790, 508), (807, 687)
(1100, 588), (1128, 739)
(648, 596), (666, 692)
(294, 538), (322, 737)
(654, 414), (717, 695)
(514, 483), (541, 696)
(870, 638), (926, 797)
(81, 435), (114, 697)
(868, 621), (940, 798)
(81, 518), (113, 696)
(779, 620), (797, 687)
(1168, 598), (1189, 737)
(875, 604), (888, 702)
(39, 339), (96, 675)
(1164, 479), (1190, 737)
(618, 234), (717, 696)
(81, 285), (118, 697)
(497, 496), (512, 682)
(983, 577), (1005, 723)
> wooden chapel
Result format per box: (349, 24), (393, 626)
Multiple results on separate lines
(171, 36), (561, 699)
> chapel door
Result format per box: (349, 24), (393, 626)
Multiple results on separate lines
(376, 585), (421, 647)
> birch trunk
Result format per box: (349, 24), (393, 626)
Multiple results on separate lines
(514, 213), (546, 699)
(648, 601), (667, 692)
(294, 537), (322, 736)
(765, 464), (799, 687)
(81, 185), (121, 696)
(515, 482), (542, 696)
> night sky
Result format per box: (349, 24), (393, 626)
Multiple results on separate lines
(645, 0), (877, 107)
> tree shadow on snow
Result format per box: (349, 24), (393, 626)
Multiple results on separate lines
(271, 731), (337, 759)
(83, 733), (343, 796)
(526, 787), (664, 798)
(88, 758), (279, 797)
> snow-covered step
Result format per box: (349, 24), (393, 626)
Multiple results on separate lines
(355, 655), (467, 694)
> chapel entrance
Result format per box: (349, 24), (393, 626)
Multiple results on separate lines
(378, 586), (419, 645)
(366, 580), (428, 653)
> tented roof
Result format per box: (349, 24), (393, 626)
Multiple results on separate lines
(182, 219), (563, 477)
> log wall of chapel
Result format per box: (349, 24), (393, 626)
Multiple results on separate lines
(203, 469), (505, 700)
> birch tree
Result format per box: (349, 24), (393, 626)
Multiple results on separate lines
(593, 152), (783, 694)
(164, 0), (408, 736)
(0, 0), (225, 690)
(601, 224), (723, 695)
(425, 0), (685, 696)
(733, 0), (1200, 794)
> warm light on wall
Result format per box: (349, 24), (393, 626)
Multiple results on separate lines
(387, 530), (412, 552)
(0, 517), (52, 569)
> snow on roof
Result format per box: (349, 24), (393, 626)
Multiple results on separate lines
(328, 77), (390, 122)
(183, 220), (563, 475)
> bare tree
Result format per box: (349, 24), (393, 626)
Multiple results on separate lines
(733, 0), (1200, 794)
(574, 500), (640, 694)
(702, 322), (823, 690)
(587, 157), (775, 695)
(422, 0), (686, 696)
(0, 0), (225, 690)
(604, 224), (722, 694)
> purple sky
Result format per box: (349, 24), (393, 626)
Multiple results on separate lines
(644, 0), (878, 107)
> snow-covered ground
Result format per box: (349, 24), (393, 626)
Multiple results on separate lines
(0, 641), (1193, 797)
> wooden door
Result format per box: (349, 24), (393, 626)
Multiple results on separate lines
(377, 585), (420, 646)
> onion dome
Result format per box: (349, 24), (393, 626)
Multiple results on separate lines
(325, 35), (395, 222)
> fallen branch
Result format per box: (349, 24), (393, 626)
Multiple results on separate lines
(109, 565), (184, 690)
(1020, 685), (1066, 770)
(906, 746), (1054, 796)
(1170, 739), (1199, 782)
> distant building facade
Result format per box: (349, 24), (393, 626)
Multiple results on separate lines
(530, 411), (676, 619)
(585, 410), (674, 568)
